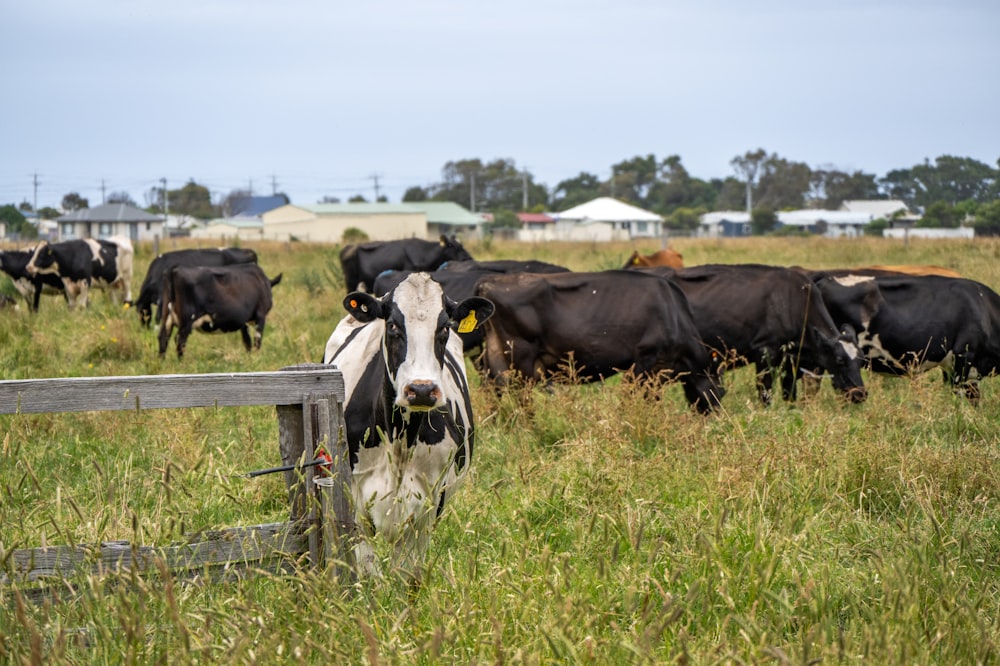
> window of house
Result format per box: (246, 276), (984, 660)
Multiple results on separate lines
(98, 222), (113, 238)
(61, 223), (75, 239)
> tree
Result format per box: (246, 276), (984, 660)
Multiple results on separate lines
(551, 172), (602, 210)
(38, 206), (60, 219)
(969, 200), (1000, 236)
(61, 192), (89, 211)
(221, 188), (253, 216)
(730, 148), (768, 212)
(809, 168), (879, 209)
(348, 195), (368, 203)
(402, 186), (429, 202)
(880, 156), (999, 209)
(107, 191), (137, 207)
(750, 207), (778, 235)
(169, 180), (215, 219)
(430, 158), (545, 212)
(754, 155), (812, 211)
(0, 204), (36, 239)
(609, 154), (659, 207)
(918, 201), (958, 228)
(664, 206), (704, 232)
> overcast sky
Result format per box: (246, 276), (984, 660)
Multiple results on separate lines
(2, 0), (998, 211)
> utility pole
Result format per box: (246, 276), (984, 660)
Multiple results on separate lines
(270, 174), (279, 196)
(370, 173), (382, 201)
(161, 177), (168, 218)
(522, 168), (529, 210)
(32, 173), (39, 214)
(470, 172), (476, 212)
(100, 178), (107, 204)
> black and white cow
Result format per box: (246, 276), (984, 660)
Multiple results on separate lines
(322, 272), (494, 582)
(134, 247), (259, 327)
(339, 235), (473, 293)
(158, 263), (282, 359)
(812, 272), (1000, 401)
(25, 237), (134, 308)
(0, 248), (67, 311)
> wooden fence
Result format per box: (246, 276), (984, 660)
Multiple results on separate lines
(0, 363), (353, 599)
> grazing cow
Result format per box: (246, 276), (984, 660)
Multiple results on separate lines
(134, 247), (259, 327)
(26, 238), (134, 308)
(158, 264), (282, 359)
(0, 248), (66, 311)
(439, 259), (570, 274)
(476, 270), (724, 413)
(322, 272), (494, 582)
(812, 272), (1000, 401)
(623, 248), (684, 270)
(340, 235), (473, 293)
(655, 264), (867, 404)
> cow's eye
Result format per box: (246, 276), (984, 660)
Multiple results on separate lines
(387, 321), (402, 337)
(436, 326), (449, 344)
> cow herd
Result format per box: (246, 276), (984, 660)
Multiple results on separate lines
(0, 241), (282, 359)
(3, 234), (993, 583)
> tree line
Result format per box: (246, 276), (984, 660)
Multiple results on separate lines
(4, 150), (999, 238)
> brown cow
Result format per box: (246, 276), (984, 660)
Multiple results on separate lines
(623, 248), (684, 270)
(856, 265), (961, 278)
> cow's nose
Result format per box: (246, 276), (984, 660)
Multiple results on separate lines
(404, 381), (442, 408)
(845, 386), (868, 403)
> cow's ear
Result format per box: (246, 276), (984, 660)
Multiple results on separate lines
(450, 297), (495, 332)
(344, 292), (383, 323)
(439, 235), (448, 246)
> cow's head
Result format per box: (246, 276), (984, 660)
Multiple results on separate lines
(439, 235), (474, 264)
(25, 242), (55, 276)
(344, 273), (493, 411)
(812, 322), (868, 403)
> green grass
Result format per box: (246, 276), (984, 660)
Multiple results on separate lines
(2, 237), (1000, 663)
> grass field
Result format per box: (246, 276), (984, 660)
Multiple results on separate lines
(1, 235), (999, 664)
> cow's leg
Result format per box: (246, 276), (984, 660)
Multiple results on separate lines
(175, 323), (192, 359)
(240, 325), (254, 352)
(157, 321), (173, 358)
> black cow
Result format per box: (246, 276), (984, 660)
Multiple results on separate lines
(25, 238), (134, 308)
(157, 263), (281, 359)
(134, 247), (259, 327)
(438, 259), (569, 274)
(811, 272), (1000, 401)
(476, 270), (724, 413)
(655, 264), (868, 404)
(322, 272), (494, 582)
(0, 248), (66, 311)
(339, 235), (473, 293)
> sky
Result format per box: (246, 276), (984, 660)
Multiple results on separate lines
(2, 0), (998, 212)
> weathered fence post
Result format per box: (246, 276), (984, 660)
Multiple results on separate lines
(277, 364), (355, 578)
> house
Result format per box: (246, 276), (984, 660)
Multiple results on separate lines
(189, 216), (264, 241)
(56, 203), (165, 242)
(776, 210), (874, 238)
(841, 199), (919, 228)
(260, 202), (483, 243)
(536, 197), (662, 242)
(698, 211), (752, 238)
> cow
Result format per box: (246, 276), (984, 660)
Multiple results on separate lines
(476, 270), (724, 413)
(653, 264), (868, 404)
(339, 235), (473, 293)
(811, 272), (1000, 402)
(623, 248), (684, 270)
(134, 247), (259, 327)
(0, 248), (67, 311)
(25, 237), (134, 308)
(855, 264), (961, 278)
(321, 272), (494, 583)
(157, 263), (282, 359)
(438, 259), (570, 274)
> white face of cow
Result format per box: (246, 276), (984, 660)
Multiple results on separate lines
(383, 275), (451, 411)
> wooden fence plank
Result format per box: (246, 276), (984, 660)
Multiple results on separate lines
(1, 522), (309, 585)
(0, 367), (344, 414)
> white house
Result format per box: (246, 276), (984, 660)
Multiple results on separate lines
(56, 203), (164, 242)
(528, 197), (661, 242)
(776, 210), (874, 237)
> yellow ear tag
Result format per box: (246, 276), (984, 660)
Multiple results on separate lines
(457, 311), (477, 333)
